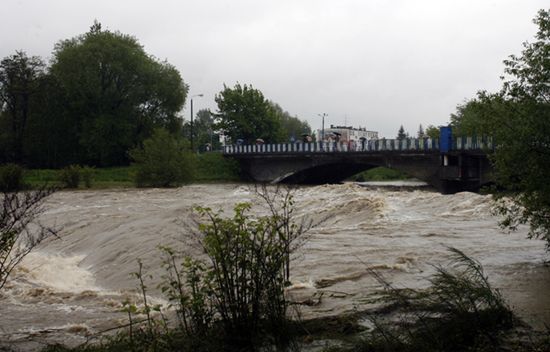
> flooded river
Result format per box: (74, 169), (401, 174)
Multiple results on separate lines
(1, 183), (549, 350)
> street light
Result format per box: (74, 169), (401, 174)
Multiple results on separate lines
(318, 113), (327, 141)
(190, 93), (203, 152)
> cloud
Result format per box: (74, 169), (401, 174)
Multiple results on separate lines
(1, 0), (546, 137)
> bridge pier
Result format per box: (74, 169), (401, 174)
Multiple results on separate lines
(437, 152), (493, 194)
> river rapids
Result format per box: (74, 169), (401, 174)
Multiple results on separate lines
(1, 183), (548, 350)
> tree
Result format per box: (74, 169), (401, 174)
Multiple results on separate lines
(451, 9), (550, 246)
(184, 109), (221, 151)
(396, 125), (407, 140)
(417, 124), (425, 138)
(130, 128), (194, 187)
(0, 51), (46, 163)
(50, 21), (188, 166)
(214, 83), (283, 144)
(270, 102), (311, 142)
(425, 125), (440, 139)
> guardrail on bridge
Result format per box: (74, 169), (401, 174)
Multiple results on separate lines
(223, 136), (492, 154)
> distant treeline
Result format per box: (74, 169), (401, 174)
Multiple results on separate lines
(0, 21), (311, 169)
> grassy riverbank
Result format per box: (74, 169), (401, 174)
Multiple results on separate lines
(22, 153), (241, 189)
(348, 167), (410, 182)
(19, 161), (407, 190)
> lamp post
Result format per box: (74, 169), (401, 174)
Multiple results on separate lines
(190, 93), (203, 152)
(318, 113), (327, 141)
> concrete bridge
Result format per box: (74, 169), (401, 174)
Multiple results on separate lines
(222, 136), (493, 194)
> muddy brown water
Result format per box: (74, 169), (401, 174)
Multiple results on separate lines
(1, 183), (548, 350)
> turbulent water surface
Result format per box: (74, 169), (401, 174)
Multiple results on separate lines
(1, 183), (549, 350)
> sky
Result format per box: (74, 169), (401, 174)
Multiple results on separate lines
(1, 0), (547, 138)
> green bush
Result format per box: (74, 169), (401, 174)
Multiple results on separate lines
(114, 187), (305, 351)
(58, 165), (81, 188)
(349, 167), (409, 182)
(80, 166), (95, 188)
(355, 248), (516, 352)
(130, 129), (195, 187)
(194, 152), (240, 181)
(0, 163), (24, 192)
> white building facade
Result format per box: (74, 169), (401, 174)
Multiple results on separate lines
(317, 125), (378, 143)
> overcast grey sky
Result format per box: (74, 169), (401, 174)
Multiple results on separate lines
(1, 0), (547, 137)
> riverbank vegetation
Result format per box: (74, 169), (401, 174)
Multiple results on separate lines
(348, 167), (410, 182)
(38, 246), (549, 352)
(450, 9), (550, 248)
(0, 186), (57, 290)
(18, 153), (240, 189)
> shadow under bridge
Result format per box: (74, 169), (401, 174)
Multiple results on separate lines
(235, 151), (445, 188)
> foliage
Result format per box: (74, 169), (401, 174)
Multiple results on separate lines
(194, 152), (241, 182)
(80, 166), (95, 188)
(192, 195), (302, 349)
(450, 9), (550, 247)
(424, 125), (440, 139)
(24, 167), (135, 189)
(0, 51), (46, 163)
(352, 248), (516, 352)
(0, 187), (57, 290)
(396, 125), (407, 140)
(214, 83), (283, 144)
(0, 163), (24, 192)
(183, 109), (220, 152)
(416, 124), (425, 138)
(58, 165), (82, 188)
(48, 21), (188, 167)
(130, 128), (194, 187)
(349, 167), (410, 182)
(270, 102), (312, 143)
(0, 22), (188, 169)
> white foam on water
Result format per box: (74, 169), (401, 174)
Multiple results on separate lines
(19, 252), (99, 293)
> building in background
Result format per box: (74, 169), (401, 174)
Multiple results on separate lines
(317, 125), (378, 143)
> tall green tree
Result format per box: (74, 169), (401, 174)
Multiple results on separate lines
(452, 9), (550, 246)
(50, 21), (188, 166)
(396, 125), (407, 140)
(417, 124), (425, 138)
(130, 128), (194, 187)
(0, 51), (46, 163)
(184, 108), (221, 151)
(270, 102), (311, 142)
(425, 125), (440, 139)
(215, 83), (283, 144)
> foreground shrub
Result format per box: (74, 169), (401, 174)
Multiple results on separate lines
(112, 187), (306, 351)
(130, 129), (195, 187)
(1, 187), (57, 290)
(0, 163), (24, 192)
(80, 166), (95, 188)
(355, 248), (517, 352)
(58, 165), (81, 188)
(194, 152), (240, 181)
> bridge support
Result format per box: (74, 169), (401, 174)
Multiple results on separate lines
(230, 151), (492, 194)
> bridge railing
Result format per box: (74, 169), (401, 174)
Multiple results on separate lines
(454, 136), (493, 150)
(222, 136), (494, 155)
(223, 138), (445, 154)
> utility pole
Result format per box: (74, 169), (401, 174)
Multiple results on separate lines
(318, 113), (327, 141)
(190, 93), (203, 152)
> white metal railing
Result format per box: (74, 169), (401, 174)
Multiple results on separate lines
(222, 137), (493, 155)
(223, 138), (448, 154)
